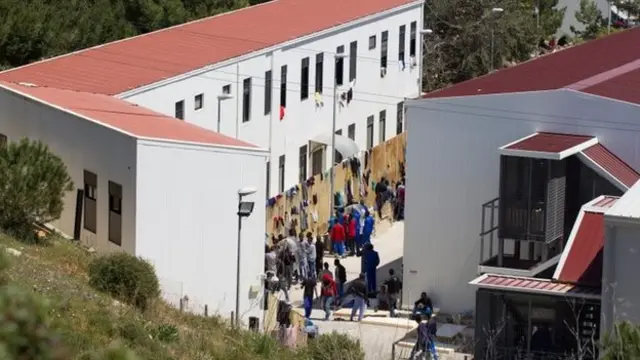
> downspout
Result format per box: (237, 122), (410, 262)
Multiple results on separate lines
(235, 62), (240, 139)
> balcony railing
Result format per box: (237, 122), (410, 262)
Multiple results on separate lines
(500, 200), (546, 242)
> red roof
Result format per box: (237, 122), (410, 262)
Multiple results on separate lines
(555, 212), (605, 286)
(422, 27), (640, 103)
(0, 81), (257, 147)
(470, 273), (601, 299)
(0, 0), (417, 95)
(503, 132), (594, 153)
(582, 143), (640, 188)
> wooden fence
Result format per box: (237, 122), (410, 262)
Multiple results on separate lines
(265, 132), (406, 240)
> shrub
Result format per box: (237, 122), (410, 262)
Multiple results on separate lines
(0, 138), (73, 239)
(0, 284), (68, 359)
(88, 253), (160, 310)
(80, 343), (140, 360)
(305, 332), (364, 360)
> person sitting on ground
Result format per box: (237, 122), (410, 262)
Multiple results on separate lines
(376, 285), (391, 311)
(412, 292), (434, 320)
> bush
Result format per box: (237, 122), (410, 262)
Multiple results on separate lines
(80, 343), (140, 360)
(305, 332), (364, 360)
(0, 138), (73, 239)
(0, 284), (68, 359)
(88, 253), (160, 310)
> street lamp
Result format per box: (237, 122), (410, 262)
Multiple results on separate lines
(329, 52), (348, 217)
(235, 186), (257, 328)
(490, 8), (505, 72)
(217, 93), (233, 133)
(418, 28), (433, 96)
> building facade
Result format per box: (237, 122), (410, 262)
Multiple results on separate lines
(0, 0), (425, 197)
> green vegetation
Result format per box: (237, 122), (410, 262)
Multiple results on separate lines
(602, 321), (640, 360)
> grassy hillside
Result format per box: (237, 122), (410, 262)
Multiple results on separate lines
(0, 233), (361, 360)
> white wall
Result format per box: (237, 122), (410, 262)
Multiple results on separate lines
(134, 140), (267, 322)
(404, 89), (640, 314)
(0, 89), (137, 253)
(120, 2), (422, 197)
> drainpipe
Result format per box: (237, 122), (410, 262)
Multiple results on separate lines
(235, 62), (240, 139)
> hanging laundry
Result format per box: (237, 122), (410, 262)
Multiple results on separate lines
(291, 206), (299, 215)
(345, 179), (354, 204)
(399, 59), (405, 71)
(312, 209), (319, 223)
(280, 106), (286, 121)
(314, 92), (324, 108)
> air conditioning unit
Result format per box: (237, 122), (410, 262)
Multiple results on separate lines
(380, 67), (387, 78)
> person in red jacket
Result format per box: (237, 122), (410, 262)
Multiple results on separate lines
(346, 213), (357, 256)
(320, 273), (337, 320)
(330, 220), (346, 258)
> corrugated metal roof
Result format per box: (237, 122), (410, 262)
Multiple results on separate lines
(581, 144), (640, 189)
(0, 0), (417, 95)
(0, 81), (259, 148)
(588, 195), (620, 211)
(606, 180), (640, 220)
(554, 211), (604, 286)
(469, 274), (601, 299)
(421, 27), (640, 104)
(503, 132), (594, 153)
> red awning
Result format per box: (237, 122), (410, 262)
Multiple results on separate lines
(499, 132), (597, 160)
(579, 143), (640, 189)
(470, 273), (601, 300)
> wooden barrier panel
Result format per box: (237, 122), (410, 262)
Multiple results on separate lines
(266, 132), (406, 240)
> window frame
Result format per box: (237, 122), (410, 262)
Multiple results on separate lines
(368, 35), (377, 50)
(348, 123), (355, 140)
(222, 84), (231, 94)
(299, 145), (308, 183)
(334, 129), (343, 164)
(83, 170), (97, 233)
(315, 53), (324, 94)
(278, 155), (286, 193)
(174, 100), (184, 120)
(266, 161), (270, 199)
(379, 110), (387, 144)
(301, 57), (310, 100)
(410, 22), (417, 57)
(335, 45), (345, 86)
(194, 94), (204, 110)
(398, 25), (406, 63)
(265, 70), (272, 115)
(366, 115), (374, 150)
(280, 65), (287, 107)
(349, 41), (357, 82)
(242, 77), (252, 123)
(108, 181), (122, 246)
(396, 102), (404, 135)
(380, 31), (389, 69)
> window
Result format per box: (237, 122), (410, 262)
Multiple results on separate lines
(398, 25), (406, 63)
(348, 123), (355, 140)
(379, 110), (387, 143)
(278, 155), (286, 193)
(369, 35), (376, 50)
(410, 22), (417, 57)
(335, 129), (343, 164)
(266, 161), (270, 199)
(264, 70), (272, 115)
(315, 53), (324, 94)
(222, 84), (231, 94)
(83, 170), (97, 233)
(242, 78), (252, 122)
(108, 181), (122, 246)
(396, 102), (404, 135)
(335, 45), (345, 86)
(194, 94), (204, 110)
(380, 31), (389, 68)
(174, 100), (184, 120)
(280, 65), (287, 107)
(299, 145), (308, 183)
(0, 133), (6, 147)
(300, 57), (310, 100)
(312, 149), (323, 176)
(366, 115), (374, 150)
(349, 41), (357, 82)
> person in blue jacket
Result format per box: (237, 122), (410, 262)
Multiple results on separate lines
(352, 208), (363, 255)
(362, 210), (375, 245)
(362, 243), (380, 295)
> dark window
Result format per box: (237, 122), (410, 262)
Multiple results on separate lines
(194, 94), (204, 110)
(0, 133), (6, 147)
(398, 25), (406, 63)
(278, 155), (285, 193)
(280, 65), (287, 107)
(379, 110), (386, 143)
(312, 149), (323, 176)
(108, 181), (122, 246)
(174, 100), (184, 120)
(381, 31), (389, 68)
(369, 35), (376, 50)
(366, 115), (374, 149)
(334, 129), (344, 164)
(299, 145), (308, 183)
(300, 57), (310, 100)
(242, 78), (252, 122)
(264, 70), (272, 115)
(83, 170), (97, 233)
(266, 161), (270, 199)
(222, 84), (231, 94)
(396, 102), (404, 134)
(410, 22), (417, 56)
(348, 124), (355, 140)
(315, 53), (324, 94)
(335, 45), (345, 86)
(349, 41), (357, 82)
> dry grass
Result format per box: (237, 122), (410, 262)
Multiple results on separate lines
(0, 233), (363, 360)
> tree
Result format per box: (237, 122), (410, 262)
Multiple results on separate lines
(601, 321), (640, 360)
(0, 138), (73, 237)
(572, 0), (605, 40)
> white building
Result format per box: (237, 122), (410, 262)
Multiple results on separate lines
(0, 0), (424, 197)
(0, 81), (268, 323)
(403, 27), (640, 314)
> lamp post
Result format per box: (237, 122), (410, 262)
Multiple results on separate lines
(490, 7), (505, 72)
(418, 28), (433, 96)
(329, 52), (348, 217)
(217, 94), (233, 133)
(235, 186), (257, 328)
